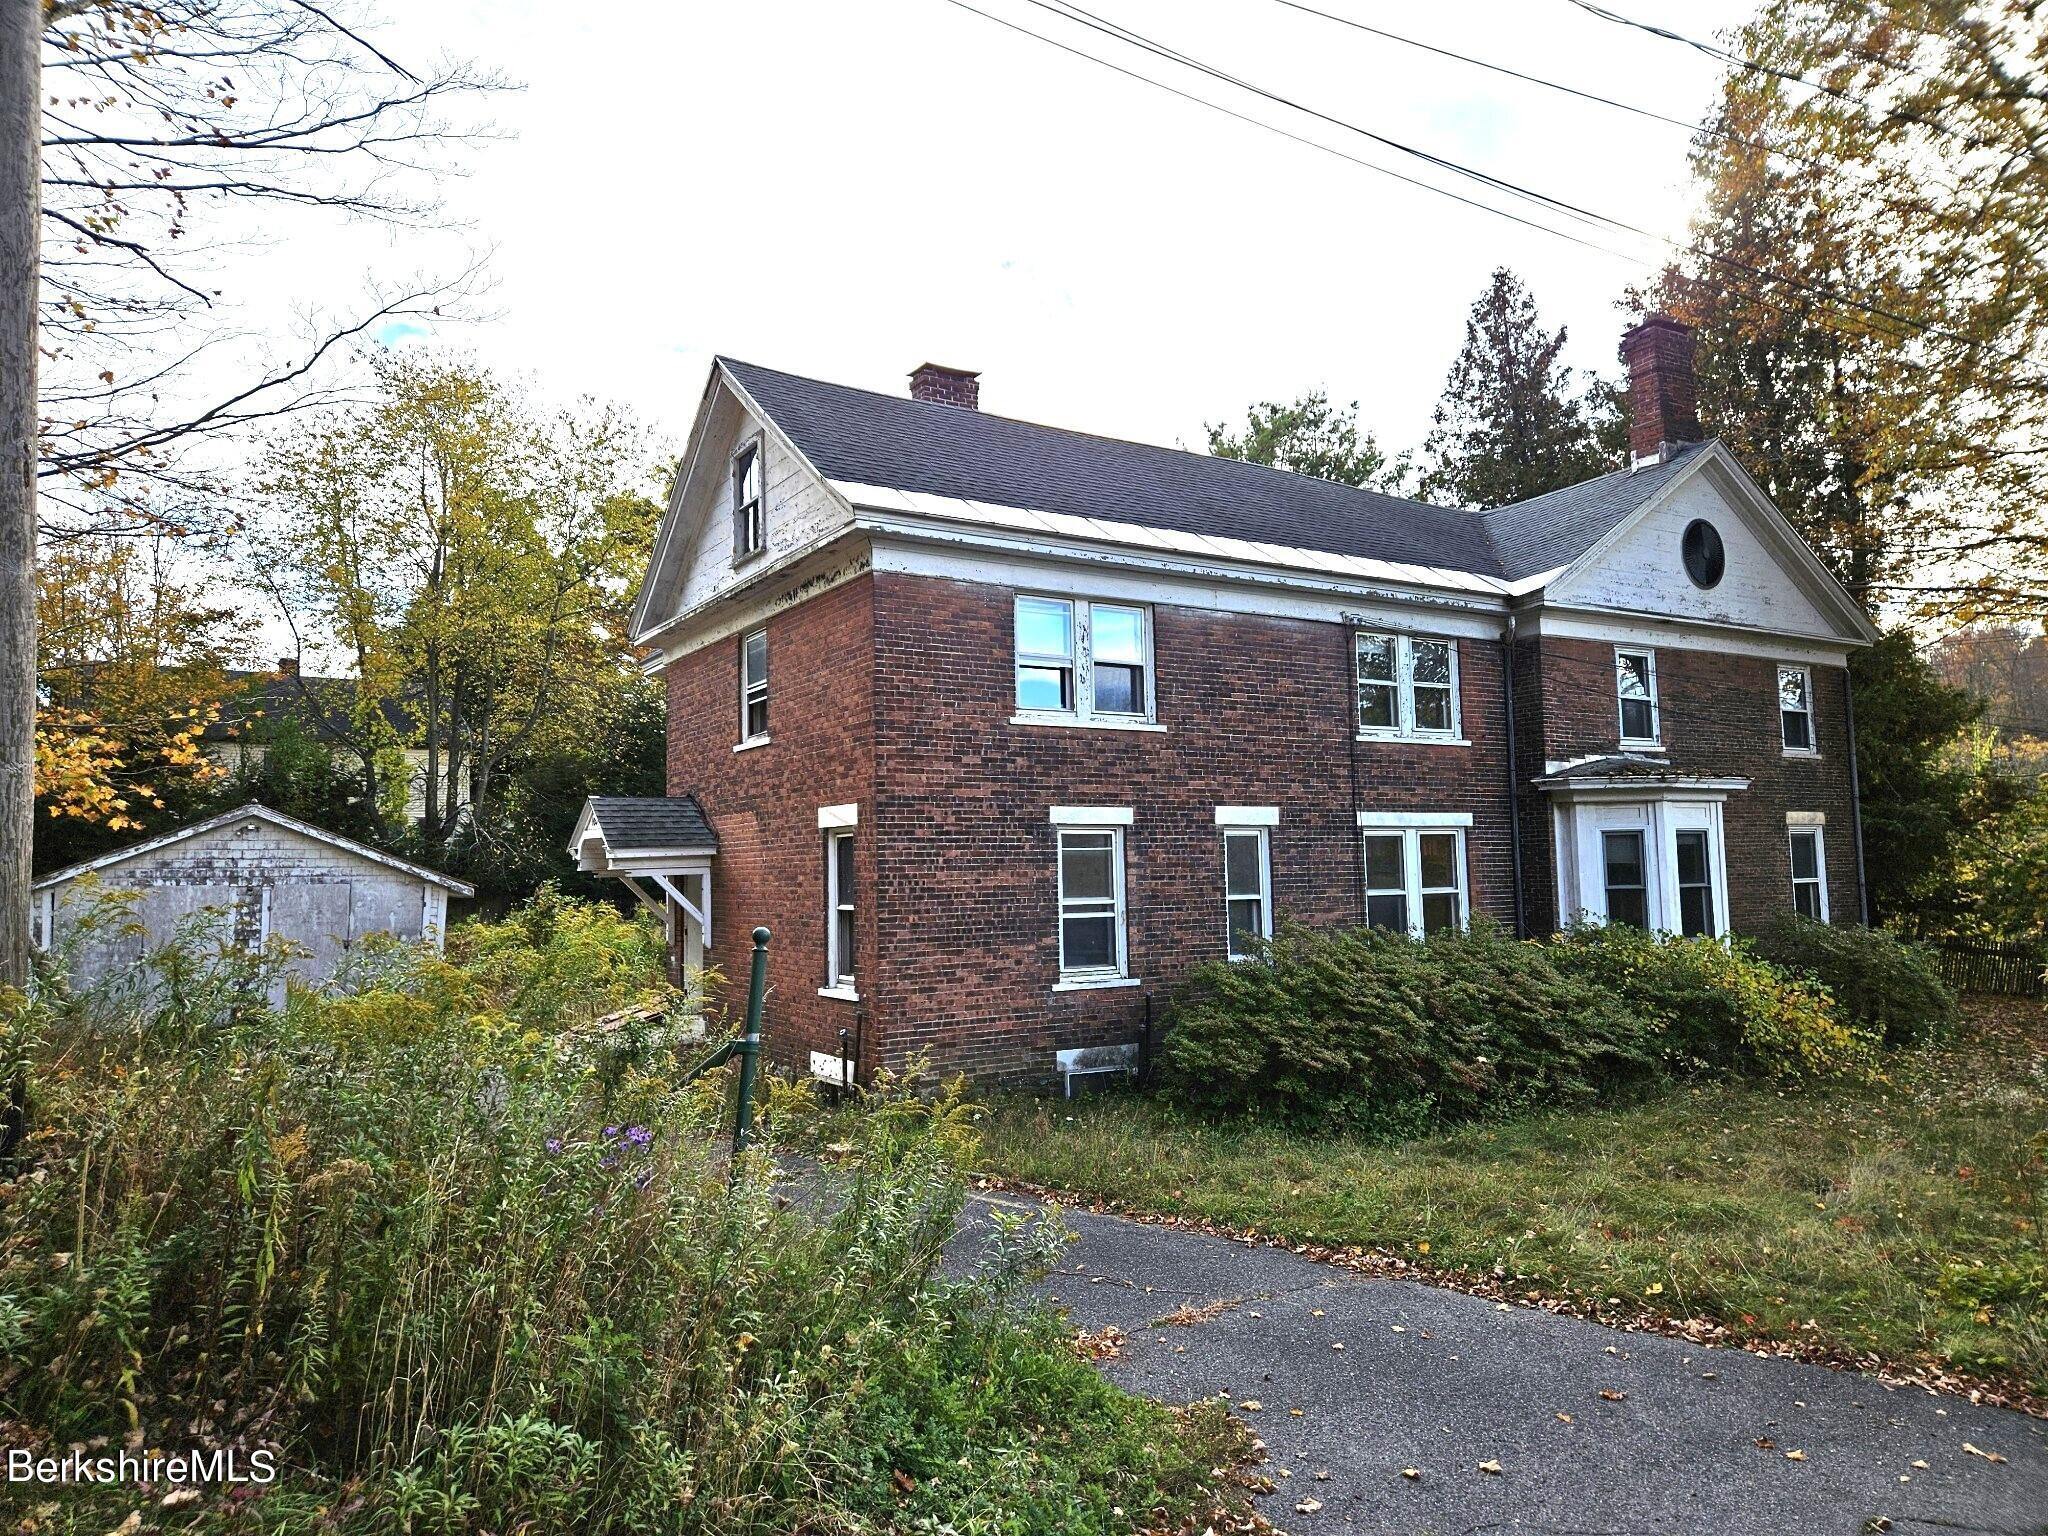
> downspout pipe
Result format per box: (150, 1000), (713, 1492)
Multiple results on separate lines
(1502, 614), (1528, 939)
(1345, 623), (1367, 924)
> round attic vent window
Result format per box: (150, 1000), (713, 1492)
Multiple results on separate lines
(1682, 518), (1725, 589)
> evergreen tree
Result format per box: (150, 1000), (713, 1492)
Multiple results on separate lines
(1419, 268), (1620, 509)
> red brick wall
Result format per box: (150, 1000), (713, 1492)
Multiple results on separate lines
(867, 572), (1519, 1083)
(665, 572), (1862, 1085)
(664, 575), (877, 1076)
(1514, 636), (1861, 933)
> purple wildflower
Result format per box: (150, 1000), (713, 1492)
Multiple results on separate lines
(624, 1125), (653, 1147)
(603, 1124), (620, 1139)
(545, 1137), (563, 1155)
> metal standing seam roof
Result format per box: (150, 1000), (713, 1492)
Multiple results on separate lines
(583, 796), (718, 853)
(719, 358), (1710, 586)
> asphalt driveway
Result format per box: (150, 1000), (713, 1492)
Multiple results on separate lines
(959, 1192), (2048, 1536)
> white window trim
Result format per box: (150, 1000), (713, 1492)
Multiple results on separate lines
(824, 823), (858, 997)
(1778, 664), (1819, 756)
(1050, 805), (1133, 827)
(1355, 632), (1467, 744)
(1014, 595), (1158, 727)
(33, 888), (53, 951)
(738, 627), (769, 746)
(1215, 805), (1280, 827)
(1615, 646), (1662, 748)
(1056, 824), (1130, 984)
(1222, 824), (1273, 961)
(1788, 822), (1830, 922)
(1357, 820), (1470, 939)
(817, 803), (859, 829)
(731, 437), (766, 564)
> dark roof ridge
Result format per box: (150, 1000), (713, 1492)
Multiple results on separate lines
(716, 355), (1477, 524)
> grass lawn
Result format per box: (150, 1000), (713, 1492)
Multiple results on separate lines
(977, 997), (2048, 1403)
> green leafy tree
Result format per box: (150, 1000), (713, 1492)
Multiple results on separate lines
(1849, 630), (1989, 930)
(254, 354), (665, 866)
(1657, 0), (2047, 623)
(1206, 389), (1411, 491)
(1419, 268), (1620, 509)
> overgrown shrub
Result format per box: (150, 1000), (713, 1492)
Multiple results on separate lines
(1748, 914), (1957, 1046)
(1551, 923), (1882, 1082)
(0, 897), (1241, 1534)
(1160, 921), (1665, 1131)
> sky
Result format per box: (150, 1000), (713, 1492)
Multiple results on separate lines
(211, 0), (1759, 657)
(294, 0), (1755, 449)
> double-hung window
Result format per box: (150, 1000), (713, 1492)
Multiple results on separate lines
(1015, 597), (1152, 724)
(1615, 647), (1660, 746)
(1788, 824), (1829, 921)
(738, 628), (769, 744)
(1778, 666), (1815, 754)
(1355, 632), (1461, 739)
(1357, 815), (1468, 938)
(1602, 829), (1650, 928)
(825, 828), (856, 989)
(731, 441), (764, 561)
(1056, 822), (1128, 981)
(1674, 829), (1715, 937)
(1220, 826), (1272, 959)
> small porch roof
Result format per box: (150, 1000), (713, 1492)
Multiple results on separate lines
(1532, 754), (1752, 795)
(569, 795), (717, 875)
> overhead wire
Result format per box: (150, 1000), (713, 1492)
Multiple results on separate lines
(949, 0), (2017, 365)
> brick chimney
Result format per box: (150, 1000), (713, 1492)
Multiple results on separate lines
(909, 362), (980, 409)
(1619, 313), (1701, 465)
(277, 657), (299, 676)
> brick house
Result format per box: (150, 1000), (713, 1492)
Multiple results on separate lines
(573, 316), (1879, 1085)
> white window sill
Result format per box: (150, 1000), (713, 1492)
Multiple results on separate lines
(1781, 748), (1821, 760)
(1010, 713), (1166, 734)
(1619, 739), (1664, 753)
(818, 984), (860, 1002)
(1356, 731), (1471, 747)
(1053, 975), (1144, 993)
(732, 735), (772, 754)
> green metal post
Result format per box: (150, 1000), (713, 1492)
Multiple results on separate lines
(732, 926), (770, 1156)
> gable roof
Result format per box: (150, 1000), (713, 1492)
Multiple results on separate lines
(574, 796), (718, 856)
(717, 358), (1706, 586)
(203, 669), (414, 745)
(33, 803), (476, 895)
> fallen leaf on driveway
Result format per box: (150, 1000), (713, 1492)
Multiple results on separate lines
(1400, 1467), (1421, 1480)
(1785, 1449), (1808, 1462)
(1600, 1389), (1627, 1401)
(1910, 1459), (1929, 1469)
(1963, 1442), (2008, 1464)
(1477, 1459), (1504, 1475)
(1555, 1412), (1573, 1423)
(1755, 1437), (1776, 1450)
(1295, 1497), (1324, 1514)
(1238, 1400), (1263, 1412)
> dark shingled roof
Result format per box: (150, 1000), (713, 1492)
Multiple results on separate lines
(1531, 754), (1751, 787)
(721, 358), (1709, 585)
(586, 796), (717, 853)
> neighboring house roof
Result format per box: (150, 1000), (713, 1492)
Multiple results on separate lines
(574, 796), (718, 856)
(33, 803), (476, 895)
(719, 357), (1704, 585)
(203, 669), (414, 745)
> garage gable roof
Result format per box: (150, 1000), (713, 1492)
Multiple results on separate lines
(33, 804), (477, 896)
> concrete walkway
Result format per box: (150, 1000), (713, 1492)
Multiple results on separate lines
(961, 1192), (2048, 1536)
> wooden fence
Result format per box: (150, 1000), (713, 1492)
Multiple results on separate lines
(1935, 940), (2046, 998)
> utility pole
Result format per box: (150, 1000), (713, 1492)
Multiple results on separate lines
(0, 0), (38, 994)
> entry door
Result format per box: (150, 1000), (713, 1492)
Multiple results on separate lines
(1574, 804), (1658, 929)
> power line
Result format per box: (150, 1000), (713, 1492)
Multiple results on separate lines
(1557, 0), (1983, 152)
(936, 0), (1644, 263)
(956, 0), (2020, 366)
